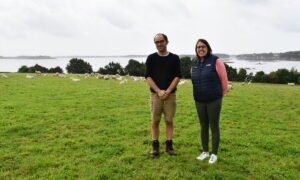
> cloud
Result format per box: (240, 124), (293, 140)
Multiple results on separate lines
(0, 0), (299, 55)
(0, 0), (88, 38)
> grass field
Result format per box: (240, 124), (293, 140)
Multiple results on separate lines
(0, 73), (299, 179)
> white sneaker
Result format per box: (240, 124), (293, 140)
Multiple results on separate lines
(196, 152), (209, 160)
(208, 154), (217, 164)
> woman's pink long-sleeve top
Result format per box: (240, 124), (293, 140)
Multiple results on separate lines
(215, 59), (229, 96)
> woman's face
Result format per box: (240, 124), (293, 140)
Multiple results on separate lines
(196, 41), (208, 58)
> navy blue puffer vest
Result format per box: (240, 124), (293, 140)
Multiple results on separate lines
(191, 55), (222, 102)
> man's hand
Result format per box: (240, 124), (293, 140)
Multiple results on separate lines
(159, 89), (171, 100)
(157, 90), (166, 97)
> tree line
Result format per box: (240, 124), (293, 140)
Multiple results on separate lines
(18, 64), (63, 73)
(236, 51), (300, 61)
(18, 57), (300, 84)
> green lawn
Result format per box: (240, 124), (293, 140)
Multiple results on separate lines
(0, 73), (299, 179)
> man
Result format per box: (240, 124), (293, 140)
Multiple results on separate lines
(145, 33), (181, 157)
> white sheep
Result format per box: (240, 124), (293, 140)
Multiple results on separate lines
(71, 78), (80, 82)
(103, 75), (110, 80)
(59, 74), (67, 78)
(116, 77), (123, 81)
(35, 71), (42, 76)
(287, 83), (295, 86)
(178, 80), (187, 85)
(96, 74), (104, 79)
(26, 75), (35, 79)
(132, 77), (140, 82)
(53, 72), (60, 77)
(1, 74), (8, 78)
(120, 79), (128, 85)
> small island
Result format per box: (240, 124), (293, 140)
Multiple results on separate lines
(0, 55), (55, 59)
(236, 51), (300, 61)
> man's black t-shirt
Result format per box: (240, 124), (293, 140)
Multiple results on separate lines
(145, 52), (182, 93)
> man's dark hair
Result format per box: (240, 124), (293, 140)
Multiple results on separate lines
(154, 33), (168, 43)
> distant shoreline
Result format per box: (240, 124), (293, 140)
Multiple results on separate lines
(0, 56), (55, 59)
(1, 51), (300, 61)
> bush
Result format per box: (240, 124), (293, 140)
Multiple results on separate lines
(225, 63), (238, 81)
(18, 65), (29, 73)
(66, 58), (93, 74)
(18, 64), (64, 73)
(180, 56), (192, 78)
(237, 68), (247, 82)
(254, 71), (267, 82)
(28, 64), (48, 73)
(49, 66), (63, 73)
(98, 61), (125, 75)
(125, 59), (145, 76)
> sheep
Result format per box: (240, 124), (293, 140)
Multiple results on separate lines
(84, 73), (90, 78)
(120, 79), (128, 85)
(103, 75), (110, 80)
(1, 74), (8, 78)
(116, 77), (123, 81)
(132, 77), (140, 82)
(96, 74), (104, 79)
(111, 75), (117, 79)
(26, 75), (35, 79)
(287, 83), (295, 86)
(59, 74), (67, 78)
(228, 84), (233, 90)
(35, 71), (42, 76)
(178, 80), (187, 85)
(70, 78), (80, 82)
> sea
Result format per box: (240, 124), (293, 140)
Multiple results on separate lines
(1, 56), (300, 74)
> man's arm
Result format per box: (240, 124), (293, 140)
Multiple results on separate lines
(160, 77), (180, 99)
(161, 55), (182, 99)
(146, 77), (166, 97)
(165, 77), (180, 95)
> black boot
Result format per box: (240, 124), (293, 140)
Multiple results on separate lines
(149, 140), (159, 157)
(166, 140), (177, 156)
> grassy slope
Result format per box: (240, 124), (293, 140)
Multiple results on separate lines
(0, 73), (299, 179)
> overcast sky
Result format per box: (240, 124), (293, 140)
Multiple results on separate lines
(0, 0), (300, 56)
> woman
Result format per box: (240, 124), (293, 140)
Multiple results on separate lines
(191, 39), (228, 164)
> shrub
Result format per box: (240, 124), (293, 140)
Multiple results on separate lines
(98, 61), (125, 75)
(66, 58), (93, 74)
(49, 66), (63, 73)
(28, 64), (48, 73)
(18, 65), (29, 73)
(125, 59), (145, 76)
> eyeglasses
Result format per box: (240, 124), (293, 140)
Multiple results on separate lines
(197, 45), (207, 49)
(154, 40), (166, 44)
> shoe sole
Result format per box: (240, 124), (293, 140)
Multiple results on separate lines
(196, 156), (209, 160)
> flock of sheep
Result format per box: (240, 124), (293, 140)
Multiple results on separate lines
(1, 72), (295, 87)
(0, 71), (190, 86)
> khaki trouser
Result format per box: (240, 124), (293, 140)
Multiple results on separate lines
(150, 93), (176, 122)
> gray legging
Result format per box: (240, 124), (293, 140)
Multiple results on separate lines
(195, 98), (222, 155)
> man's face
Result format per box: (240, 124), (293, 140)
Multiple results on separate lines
(154, 35), (168, 53)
